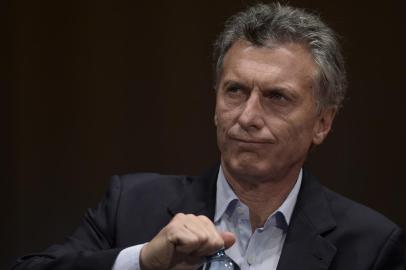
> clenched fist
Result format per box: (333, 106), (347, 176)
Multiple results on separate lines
(140, 213), (235, 270)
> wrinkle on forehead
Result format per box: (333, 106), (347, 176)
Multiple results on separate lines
(222, 40), (317, 94)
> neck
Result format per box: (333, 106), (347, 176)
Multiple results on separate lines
(222, 164), (300, 229)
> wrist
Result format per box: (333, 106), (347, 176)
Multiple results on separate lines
(139, 243), (162, 270)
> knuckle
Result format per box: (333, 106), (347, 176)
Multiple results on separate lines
(165, 222), (176, 231)
(197, 215), (214, 227)
(197, 215), (210, 221)
(173, 213), (185, 219)
(171, 213), (185, 225)
(164, 222), (181, 237)
(198, 215), (212, 223)
(197, 234), (209, 244)
(185, 214), (197, 220)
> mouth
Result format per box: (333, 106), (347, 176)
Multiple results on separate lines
(229, 136), (273, 144)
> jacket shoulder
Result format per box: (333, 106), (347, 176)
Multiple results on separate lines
(116, 172), (192, 193)
(321, 185), (403, 247)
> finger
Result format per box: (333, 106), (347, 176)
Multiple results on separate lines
(183, 214), (212, 244)
(191, 215), (224, 255)
(140, 213), (219, 270)
(168, 214), (229, 257)
(174, 216), (217, 254)
(167, 215), (214, 255)
(220, 231), (236, 249)
(168, 214), (207, 246)
(167, 224), (203, 254)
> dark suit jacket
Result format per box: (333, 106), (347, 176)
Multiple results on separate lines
(12, 167), (405, 270)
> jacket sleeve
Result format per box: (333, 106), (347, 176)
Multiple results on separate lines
(11, 176), (124, 270)
(372, 226), (405, 270)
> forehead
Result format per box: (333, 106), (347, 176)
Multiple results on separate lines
(221, 40), (317, 90)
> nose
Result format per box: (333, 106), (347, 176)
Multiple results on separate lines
(238, 91), (265, 131)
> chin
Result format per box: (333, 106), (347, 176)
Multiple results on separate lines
(224, 155), (274, 181)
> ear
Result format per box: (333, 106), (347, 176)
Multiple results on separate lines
(312, 106), (337, 145)
(214, 114), (218, 126)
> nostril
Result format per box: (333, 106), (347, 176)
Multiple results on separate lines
(238, 110), (264, 131)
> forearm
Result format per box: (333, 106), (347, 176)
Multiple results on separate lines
(11, 247), (122, 270)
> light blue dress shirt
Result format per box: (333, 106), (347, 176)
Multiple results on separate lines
(214, 167), (302, 270)
(112, 167), (302, 270)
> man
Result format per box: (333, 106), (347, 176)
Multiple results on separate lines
(12, 3), (405, 270)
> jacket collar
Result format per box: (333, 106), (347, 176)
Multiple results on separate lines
(167, 165), (218, 219)
(276, 169), (337, 270)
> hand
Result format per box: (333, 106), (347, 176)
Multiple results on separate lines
(140, 213), (235, 270)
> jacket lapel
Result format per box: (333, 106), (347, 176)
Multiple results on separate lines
(166, 165), (219, 219)
(277, 169), (337, 270)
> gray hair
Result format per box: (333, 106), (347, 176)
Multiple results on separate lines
(213, 3), (347, 110)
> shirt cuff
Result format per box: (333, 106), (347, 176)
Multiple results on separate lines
(112, 243), (146, 270)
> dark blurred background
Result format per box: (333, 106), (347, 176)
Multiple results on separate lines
(1, 0), (405, 268)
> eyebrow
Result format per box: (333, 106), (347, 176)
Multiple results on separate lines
(223, 79), (299, 98)
(222, 80), (250, 90)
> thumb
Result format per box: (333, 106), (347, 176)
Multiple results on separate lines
(219, 231), (236, 249)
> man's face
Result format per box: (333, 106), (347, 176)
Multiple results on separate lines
(215, 40), (335, 182)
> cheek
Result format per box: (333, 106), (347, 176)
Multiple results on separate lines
(283, 119), (318, 152)
(215, 106), (236, 130)
(215, 111), (228, 145)
(215, 113), (238, 154)
(266, 116), (315, 145)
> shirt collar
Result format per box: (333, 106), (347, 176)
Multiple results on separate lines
(214, 166), (302, 226)
(214, 166), (238, 223)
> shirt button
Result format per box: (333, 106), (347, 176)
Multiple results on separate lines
(247, 256), (255, 265)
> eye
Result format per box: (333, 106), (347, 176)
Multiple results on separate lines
(266, 91), (288, 101)
(271, 92), (286, 100)
(221, 82), (248, 104)
(226, 85), (242, 94)
(224, 83), (248, 100)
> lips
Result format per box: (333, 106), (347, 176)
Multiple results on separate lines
(228, 135), (273, 144)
